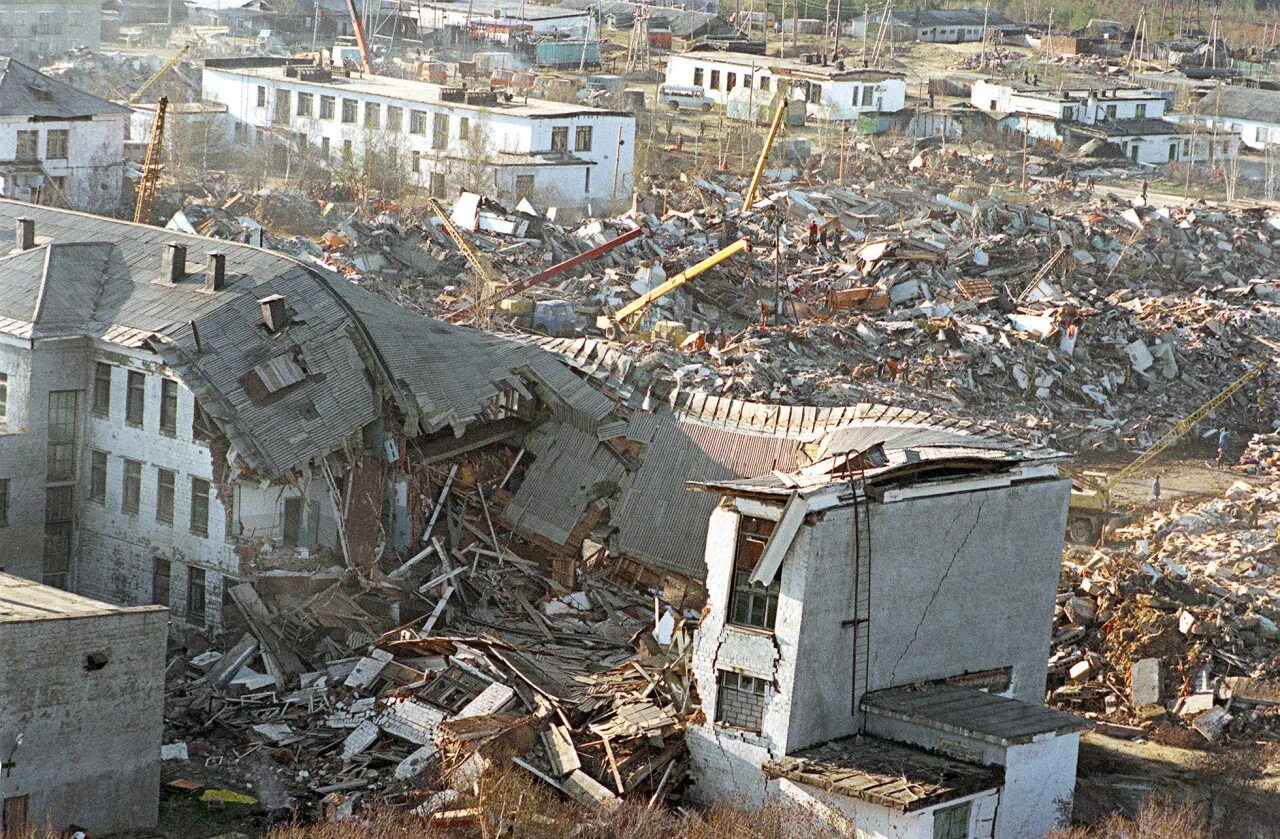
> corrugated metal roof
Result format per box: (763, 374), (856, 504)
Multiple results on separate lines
(0, 58), (131, 118)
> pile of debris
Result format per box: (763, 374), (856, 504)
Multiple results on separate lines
(163, 458), (696, 822)
(41, 46), (200, 101)
(1048, 479), (1280, 743)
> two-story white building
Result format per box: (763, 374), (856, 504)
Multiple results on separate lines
(665, 51), (906, 121)
(202, 57), (635, 214)
(684, 422), (1088, 838)
(0, 58), (129, 214)
(972, 77), (1170, 124)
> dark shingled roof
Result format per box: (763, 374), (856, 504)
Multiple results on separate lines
(0, 58), (131, 118)
(1195, 85), (1280, 124)
(1086, 117), (1192, 137)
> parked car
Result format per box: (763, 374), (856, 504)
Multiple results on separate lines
(658, 84), (713, 111)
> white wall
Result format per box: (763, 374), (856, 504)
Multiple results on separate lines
(0, 115), (126, 213)
(994, 734), (1080, 839)
(972, 80), (1167, 126)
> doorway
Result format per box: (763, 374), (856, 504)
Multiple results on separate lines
(3, 794), (29, 834)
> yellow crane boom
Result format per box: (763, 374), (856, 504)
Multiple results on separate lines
(129, 45), (190, 104)
(743, 98), (787, 212)
(427, 198), (503, 288)
(598, 237), (750, 336)
(133, 97), (167, 225)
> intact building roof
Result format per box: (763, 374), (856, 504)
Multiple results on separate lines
(0, 572), (163, 622)
(1086, 117), (1192, 137)
(1195, 85), (1280, 124)
(763, 735), (1003, 812)
(0, 57), (131, 119)
(862, 683), (1091, 746)
(673, 50), (903, 82)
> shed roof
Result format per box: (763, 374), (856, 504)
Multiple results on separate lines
(0, 572), (163, 622)
(763, 735), (1002, 812)
(1195, 85), (1280, 124)
(862, 683), (1090, 745)
(1086, 117), (1192, 137)
(0, 57), (131, 118)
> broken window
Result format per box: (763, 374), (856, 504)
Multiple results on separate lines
(459, 117), (470, 140)
(693, 67), (704, 87)
(320, 95), (336, 120)
(715, 670), (766, 731)
(153, 557), (170, 606)
(122, 459), (141, 515)
(551, 126), (569, 152)
(726, 72), (737, 92)
(125, 370), (145, 427)
(160, 378), (178, 436)
(89, 450), (107, 504)
(759, 75), (770, 91)
(256, 85), (266, 107)
(727, 515), (779, 630)
(0, 479), (8, 527)
(190, 477), (210, 536)
(282, 496), (317, 547)
(515, 174), (534, 199)
(422, 666), (489, 713)
(92, 362), (111, 417)
(156, 468), (175, 525)
(709, 69), (720, 90)
(575, 126), (593, 152)
(807, 82), (823, 104)
(341, 98), (358, 124)
(46, 390), (77, 481)
(43, 485), (73, 589)
(932, 800), (971, 839)
(192, 399), (215, 443)
(16, 130), (37, 160)
(186, 565), (207, 624)
(45, 129), (68, 160)
(432, 112), (449, 150)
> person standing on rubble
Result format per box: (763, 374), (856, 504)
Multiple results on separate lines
(1218, 429), (1232, 465)
(1141, 180), (1149, 205)
(807, 218), (820, 251)
(1151, 474), (1161, 504)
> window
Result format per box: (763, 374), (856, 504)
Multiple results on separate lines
(0, 478), (9, 527)
(726, 72), (737, 92)
(932, 800), (971, 839)
(386, 105), (403, 131)
(159, 378), (178, 436)
(551, 126), (569, 151)
(515, 174), (534, 199)
(709, 69), (720, 90)
(46, 390), (77, 481)
(575, 126), (593, 151)
(92, 362), (111, 417)
(321, 136), (330, 157)
(727, 515), (779, 630)
(432, 112), (449, 150)
(89, 451), (107, 504)
(156, 468), (175, 525)
(0, 372), (7, 422)
(297, 92), (313, 117)
(410, 149), (421, 173)
(364, 101), (380, 128)
(759, 75), (770, 91)
(152, 558), (171, 606)
(16, 130), (37, 160)
(807, 83), (823, 104)
(693, 67), (704, 87)
(190, 477), (210, 536)
(1105, 103), (1117, 120)
(126, 370), (145, 427)
(121, 459), (141, 515)
(186, 566), (206, 624)
(320, 95), (336, 119)
(410, 109), (428, 134)
(282, 496), (317, 547)
(341, 98), (358, 123)
(256, 85), (267, 107)
(45, 129), (68, 160)
(1136, 102), (1147, 118)
(459, 117), (470, 139)
(715, 671), (766, 731)
(342, 139), (353, 163)
(584, 167), (591, 193)
(43, 486), (73, 589)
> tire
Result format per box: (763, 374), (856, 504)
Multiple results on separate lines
(701, 102), (712, 111)
(1066, 515), (1099, 545)
(667, 101), (679, 110)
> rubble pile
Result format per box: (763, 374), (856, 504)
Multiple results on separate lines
(164, 459), (695, 820)
(41, 47), (200, 101)
(1048, 478), (1280, 743)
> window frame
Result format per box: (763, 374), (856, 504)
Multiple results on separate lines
(0, 371), (8, 423)
(156, 468), (175, 525)
(16, 129), (38, 160)
(46, 390), (78, 481)
(296, 91), (314, 117)
(341, 98), (358, 124)
(320, 95), (336, 120)
(92, 362), (111, 417)
(0, 477), (8, 526)
(386, 104), (404, 131)
(159, 378), (178, 436)
(125, 370), (145, 428)
(574, 126), (593, 152)
(121, 458), (142, 516)
(714, 670), (767, 732)
(364, 101), (381, 129)
(726, 515), (780, 631)
(186, 565), (207, 624)
(89, 450), (107, 504)
(153, 557), (171, 607)
(432, 112), (449, 150)
(190, 477), (210, 537)
(551, 126), (569, 152)
(45, 128), (69, 160)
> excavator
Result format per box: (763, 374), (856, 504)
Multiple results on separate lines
(1066, 358), (1268, 543)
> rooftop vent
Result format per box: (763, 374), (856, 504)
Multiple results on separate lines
(298, 67), (332, 83)
(160, 242), (187, 285)
(463, 90), (499, 107)
(440, 86), (467, 103)
(205, 252), (226, 292)
(259, 294), (289, 333)
(15, 217), (34, 252)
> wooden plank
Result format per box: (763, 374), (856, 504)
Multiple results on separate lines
(541, 725), (581, 777)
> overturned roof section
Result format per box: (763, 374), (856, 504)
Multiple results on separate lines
(763, 735), (1002, 813)
(0, 57), (131, 118)
(863, 683), (1090, 746)
(0, 202), (605, 478)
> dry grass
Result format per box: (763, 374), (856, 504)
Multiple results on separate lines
(1048, 797), (1210, 839)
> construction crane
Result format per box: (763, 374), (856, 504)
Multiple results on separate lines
(596, 237), (750, 339)
(133, 97), (168, 225)
(344, 0), (375, 74)
(128, 44), (190, 105)
(742, 97), (788, 213)
(427, 197), (506, 317)
(1067, 358), (1269, 543)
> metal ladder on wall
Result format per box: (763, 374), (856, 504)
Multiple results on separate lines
(846, 479), (872, 721)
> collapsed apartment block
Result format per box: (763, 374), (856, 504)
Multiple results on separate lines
(0, 572), (167, 835)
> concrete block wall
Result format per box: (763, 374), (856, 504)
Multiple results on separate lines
(0, 606), (167, 834)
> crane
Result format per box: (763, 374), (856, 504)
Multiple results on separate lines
(344, 0), (375, 74)
(1067, 358), (1269, 543)
(595, 237), (750, 339)
(133, 97), (168, 225)
(128, 44), (190, 105)
(742, 97), (788, 213)
(427, 197), (506, 321)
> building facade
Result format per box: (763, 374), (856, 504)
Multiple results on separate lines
(665, 51), (906, 121)
(0, 59), (129, 214)
(1177, 85), (1280, 151)
(972, 77), (1170, 125)
(202, 57), (635, 214)
(0, 0), (101, 65)
(684, 431), (1086, 838)
(0, 573), (166, 835)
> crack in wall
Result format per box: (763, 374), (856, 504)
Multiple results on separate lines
(888, 498), (984, 686)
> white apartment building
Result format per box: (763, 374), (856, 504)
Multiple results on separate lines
(0, 0), (101, 65)
(203, 58), (635, 214)
(972, 77), (1169, 125)
(665, 51), (906, 121)
(0, 59), (129, 214)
